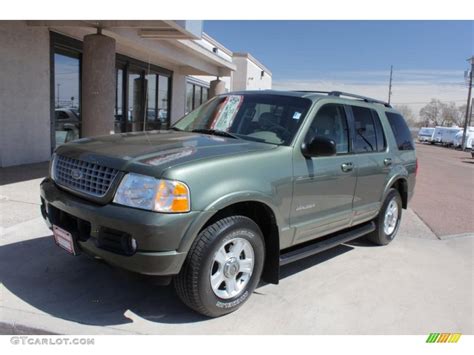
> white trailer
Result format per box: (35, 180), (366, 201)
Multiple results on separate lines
(417, 127), (435, 143)
(432, 126), (462, 145)
(453, 127), (474, 149)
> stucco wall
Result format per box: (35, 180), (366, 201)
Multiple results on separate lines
(231, 56), (249, 91)
(0, 21), (51, 167)
(245, 58), (272, 90)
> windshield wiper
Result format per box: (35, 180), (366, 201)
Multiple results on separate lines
(191, 128), (240, 139)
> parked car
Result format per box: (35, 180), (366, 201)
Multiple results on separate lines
(40, 91), (417, 317)
(417, 127), (435, 143)
(55, 108), (80, 147)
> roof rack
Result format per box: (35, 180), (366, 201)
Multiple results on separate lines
(293, 90), (392, 108)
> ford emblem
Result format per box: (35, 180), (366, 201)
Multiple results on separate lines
(71, 168), (83, 180)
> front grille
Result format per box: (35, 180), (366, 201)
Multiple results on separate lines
(54, 155), (119, 197)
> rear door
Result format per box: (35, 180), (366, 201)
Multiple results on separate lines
(291, 103), (357, 244)
(349, 105), (391, 225)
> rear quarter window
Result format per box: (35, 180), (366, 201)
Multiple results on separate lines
(385, 112), (414, 151)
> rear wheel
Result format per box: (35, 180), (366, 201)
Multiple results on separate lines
(174, 215), (265, 317)
(367, 188), (402, 245)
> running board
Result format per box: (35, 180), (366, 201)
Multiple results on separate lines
(279, 222), (376, 266)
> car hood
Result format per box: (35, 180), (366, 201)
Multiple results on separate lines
(55, 131), (276, 177)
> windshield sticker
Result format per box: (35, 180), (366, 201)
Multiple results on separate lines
(211, 95), (243, 131)
(293, 112), (302, 120)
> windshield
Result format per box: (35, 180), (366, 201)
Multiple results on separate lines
(172, 94), (312, 145)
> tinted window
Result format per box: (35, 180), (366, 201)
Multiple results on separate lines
(372, 110), (387, 152)
(352, 106), (377, 153)
(306, 104), (349, 154)
(386, 112), (415, 150)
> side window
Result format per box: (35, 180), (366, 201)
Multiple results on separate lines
(306, 104), (349, 154)
(352, 106), (378, 153)
(386, 112), (415, 150)
(371, 110), (387, 152)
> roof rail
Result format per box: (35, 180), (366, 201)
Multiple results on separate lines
(293, 90), (392, 108)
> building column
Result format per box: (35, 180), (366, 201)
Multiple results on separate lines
(81, 33), (116, 137)
(170, 72), (186, 124)
(209, 78), (226, 98)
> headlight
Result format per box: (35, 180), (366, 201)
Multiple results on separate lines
(113, 173), (190, 213)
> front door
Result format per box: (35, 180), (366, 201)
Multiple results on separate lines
(291, 103), (357, 245)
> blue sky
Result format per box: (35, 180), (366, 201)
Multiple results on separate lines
(204, 21), (473, 114)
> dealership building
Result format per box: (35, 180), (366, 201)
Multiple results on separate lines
(0, 20), (272, 167)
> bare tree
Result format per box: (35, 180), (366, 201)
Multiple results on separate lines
(458, 104), (471, 127)
(441, 102), (462, 126)
(419, 99), (447, 126)
(394, 105), (420, 127)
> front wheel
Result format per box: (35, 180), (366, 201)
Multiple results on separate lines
(367, 188), (402, 245)
(174, 216), (265, 317)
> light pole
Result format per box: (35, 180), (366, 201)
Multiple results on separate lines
(461, 56), (474, 149)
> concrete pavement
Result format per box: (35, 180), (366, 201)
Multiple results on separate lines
(1, 206), (472, 334)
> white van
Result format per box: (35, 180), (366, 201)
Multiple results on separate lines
(417, 127), (435, 143)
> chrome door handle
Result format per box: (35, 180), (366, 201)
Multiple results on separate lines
(341, 162), (353, 172)
(384, 158), (392, 166)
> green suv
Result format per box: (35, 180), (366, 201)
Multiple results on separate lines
(40, 90), (417, 317)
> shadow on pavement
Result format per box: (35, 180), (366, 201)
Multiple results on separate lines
(0, 162), (49, 185)
(1, 235), (357, 327)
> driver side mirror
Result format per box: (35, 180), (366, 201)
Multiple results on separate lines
(301, 136), (337, 158)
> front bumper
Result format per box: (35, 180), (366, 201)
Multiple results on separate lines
(40, 178), (201, 276)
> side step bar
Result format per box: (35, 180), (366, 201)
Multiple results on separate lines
(279, 222), (376, 266)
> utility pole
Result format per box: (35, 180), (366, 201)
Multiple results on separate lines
(461, 56), (473, 149)
(388, 65), (393, 105)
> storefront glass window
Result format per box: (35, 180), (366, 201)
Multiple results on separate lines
(115, 69), (124, 133)
(202, 88), (208, 104)
(54, 53), (81, 148)
(186, 83), (194, 114)
(146, 74), (159, 130)
(158, 75), (170, 129)
(194, 86), (202, 110)
(186, 81), (210, 114)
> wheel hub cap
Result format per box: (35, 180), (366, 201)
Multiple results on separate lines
(383, 198), (399, 236)
(209, 237), (255, 300)
(223, 257), (240, 278)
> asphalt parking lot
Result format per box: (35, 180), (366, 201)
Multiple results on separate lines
(0, 145), (473, 335)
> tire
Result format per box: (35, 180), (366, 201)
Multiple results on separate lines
(367, 188), (402, 246)
(174, 215), (265, 317)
